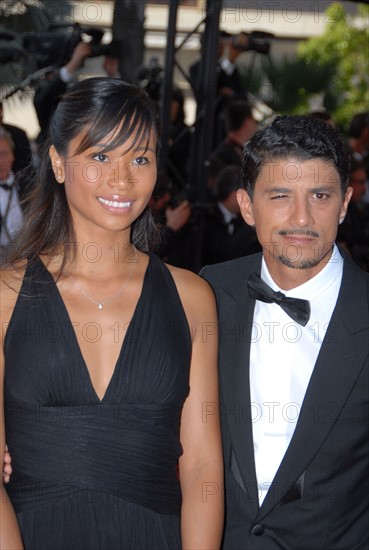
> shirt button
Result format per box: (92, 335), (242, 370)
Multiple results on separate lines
(251, 524), (265, 536)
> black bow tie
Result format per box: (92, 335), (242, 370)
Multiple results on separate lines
(0, 182), (11, 191)
(247, 272), (310, 326)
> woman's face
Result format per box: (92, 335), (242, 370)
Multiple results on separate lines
(50, 125), (158, 239)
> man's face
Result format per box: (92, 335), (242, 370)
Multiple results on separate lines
(237, 158), (352, 287)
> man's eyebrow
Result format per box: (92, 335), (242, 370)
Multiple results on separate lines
(264, 187), (291, 194)
(309, 185), (338, 193)
(264, 185), (339, 195)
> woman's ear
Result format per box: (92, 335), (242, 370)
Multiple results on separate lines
(49, 145), (65, 184)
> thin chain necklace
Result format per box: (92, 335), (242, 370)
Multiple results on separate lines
(67, 245), (137, 310)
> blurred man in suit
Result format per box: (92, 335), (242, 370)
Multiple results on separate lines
(0, 128), (23, 247)
(0, 102), (32, 175)
(202, 164), (260, 266)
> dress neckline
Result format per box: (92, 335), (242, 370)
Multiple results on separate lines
(35, 254), (153, 403)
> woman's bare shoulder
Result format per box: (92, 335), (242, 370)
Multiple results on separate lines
(166, 263), (215, 303)
(165, 263), (217, 334)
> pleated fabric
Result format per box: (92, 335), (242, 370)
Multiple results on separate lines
(4, 253), (192, 549)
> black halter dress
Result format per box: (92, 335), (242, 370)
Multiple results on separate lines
(4, 253), (192, 550)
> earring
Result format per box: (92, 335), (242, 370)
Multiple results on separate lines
(55, 169), (64, 183)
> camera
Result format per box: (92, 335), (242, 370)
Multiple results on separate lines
(137, 57), (163, 101)
(0, 29), (27, 64)
(231, 31), (273, 56)
(22, 23), (109, 69)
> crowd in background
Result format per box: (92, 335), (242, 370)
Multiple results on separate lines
(1, 31), (368, 273)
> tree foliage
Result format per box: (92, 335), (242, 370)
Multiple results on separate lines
(298, 3), (369, 128)
(238, 3), (369, 128)
(261, 56), (337, 115)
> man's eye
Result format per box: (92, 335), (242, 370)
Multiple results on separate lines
(314, 193), (328, 200)
(133, 156), (148, 166)
(271, 194), (287, 200)
(92, 153), (109, 163)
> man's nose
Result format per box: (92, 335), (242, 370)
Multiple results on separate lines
(290, 197), (314, 227)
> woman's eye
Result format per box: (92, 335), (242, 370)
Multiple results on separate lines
(92, 153), (109, 163)
(133, 156), (149, 166)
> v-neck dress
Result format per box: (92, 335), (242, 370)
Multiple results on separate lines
(4, 253), (192, 550)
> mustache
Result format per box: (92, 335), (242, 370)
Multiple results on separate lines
(278, 229), (320, 238)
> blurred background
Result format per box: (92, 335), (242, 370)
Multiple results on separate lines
(1, 0), (368, 271)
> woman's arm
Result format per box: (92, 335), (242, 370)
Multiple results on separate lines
(1, 274), (24, 549)
(1, 354), (23, 549)
(174, 270), (224, 549)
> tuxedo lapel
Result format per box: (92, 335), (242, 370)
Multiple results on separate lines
(217, 256), (261, 513)
(255, 257), (369, 521)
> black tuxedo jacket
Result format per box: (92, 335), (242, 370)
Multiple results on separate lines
(201, 252), (369, 550)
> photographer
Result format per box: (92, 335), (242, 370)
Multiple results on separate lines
(190, 31), (249, 148)
(34, 41), (92, 146)
(210, 100), (257, 170)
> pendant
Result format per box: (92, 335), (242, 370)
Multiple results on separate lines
(98, 303), (103, 310)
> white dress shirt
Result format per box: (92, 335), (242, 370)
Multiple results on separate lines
(217, 201), (238, 235)
(250, 245), (343, 505)
(0, 172), (23, 245)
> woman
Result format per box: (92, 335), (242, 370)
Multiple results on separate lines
(0, 77), (223, 549)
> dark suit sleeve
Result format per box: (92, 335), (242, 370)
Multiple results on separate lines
(34, 73), (68, 135)
(3, 123), (32, 174)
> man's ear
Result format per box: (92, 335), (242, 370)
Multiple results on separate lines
(237, 188), (255, 227)
(49, 145), (65, 184)
(339, 186), (353, 224)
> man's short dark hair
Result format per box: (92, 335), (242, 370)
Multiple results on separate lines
(241, 115), (350, 197)
(225, 100), (254, 132)
(214, 164), (241, 201)
(348, 112), (369, 138)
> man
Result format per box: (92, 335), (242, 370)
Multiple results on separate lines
(202, 164), (260, 266)
(210, 100), (257, 169)
(0, 128), (23, 247)
(201, 115), (369, 549)
(189, 31), (247, 105)
(0, 101), (32, 175)
(34, 40), (91, 146)
(337, 156), (369, 271)
(190, 31), (249, 147)
(348, 112), (369, 204)
(348, 112), (369, 174)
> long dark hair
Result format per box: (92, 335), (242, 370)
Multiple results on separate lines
(4, 77), (162, 271)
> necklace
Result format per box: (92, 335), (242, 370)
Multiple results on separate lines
(67, 244), (137, 310)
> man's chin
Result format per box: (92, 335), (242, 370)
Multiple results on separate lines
(277, 255), (322, 270)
